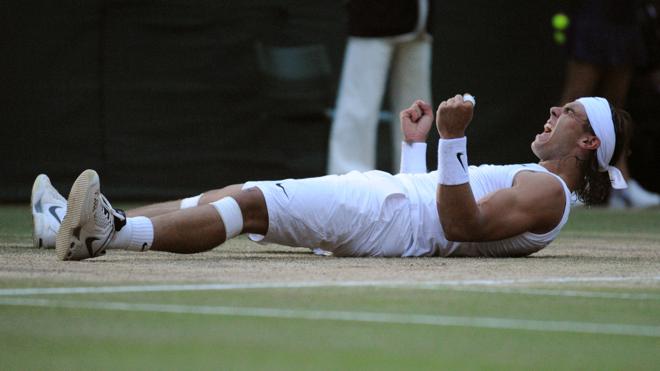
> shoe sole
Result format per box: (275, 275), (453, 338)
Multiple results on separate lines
(31, 174), (49, 249)
(56, 170), (98, 261)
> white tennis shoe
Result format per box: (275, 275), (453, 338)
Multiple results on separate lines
(31, 174), (67, 249)
(609, 179), (660, 209)
(56, 169), (126, 261)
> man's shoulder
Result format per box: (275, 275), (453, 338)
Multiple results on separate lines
(510, 171), (569, 234)
(513, 171), (567, 205)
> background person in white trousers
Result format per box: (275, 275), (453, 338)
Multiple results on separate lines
(327, 0), (433, 174)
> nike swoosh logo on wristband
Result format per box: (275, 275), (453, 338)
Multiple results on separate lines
(456, 152), (466, 171)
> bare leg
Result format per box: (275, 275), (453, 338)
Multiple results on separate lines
(126, 184), (244, 218)
(559, 60), (601, 105)
(126, 200), (181, 218)
(149, 187), (268, 254)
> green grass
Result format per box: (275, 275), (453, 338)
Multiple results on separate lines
(565, 207), (660, 238)
(0, 287), (659, 370)
(1, 204), (659, 370)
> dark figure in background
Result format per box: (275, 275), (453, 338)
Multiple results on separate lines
(559, 0), (660, 207)
(327, 0), (433, 175)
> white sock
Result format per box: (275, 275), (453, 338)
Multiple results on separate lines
(108, 216), (154, 251)
(180, 194), (203, 209)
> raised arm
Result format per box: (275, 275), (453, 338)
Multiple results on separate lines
(399, 100), (433, 173)
(434, 95), (565, 241)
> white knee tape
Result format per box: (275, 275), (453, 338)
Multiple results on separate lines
(180, 194), (203, 209)
(210, 197), (244, 239)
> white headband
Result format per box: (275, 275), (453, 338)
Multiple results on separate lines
(576, 97), (627, 189)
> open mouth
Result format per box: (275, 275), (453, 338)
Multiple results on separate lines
(535, 123), (553, 143)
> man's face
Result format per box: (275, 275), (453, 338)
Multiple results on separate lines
(531, 102), (591, 161)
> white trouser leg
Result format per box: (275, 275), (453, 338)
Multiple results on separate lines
(389, 35), (433, 172)
(327, 37), (393, 174)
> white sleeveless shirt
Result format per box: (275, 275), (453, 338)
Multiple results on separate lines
(395, 163), (572, 257)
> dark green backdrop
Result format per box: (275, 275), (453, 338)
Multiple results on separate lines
(2, 1), (658, 201)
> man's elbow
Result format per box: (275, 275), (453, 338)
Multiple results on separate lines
(442, 221), (484, 242)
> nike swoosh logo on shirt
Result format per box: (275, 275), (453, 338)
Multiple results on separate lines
(276, 183), (289, 198)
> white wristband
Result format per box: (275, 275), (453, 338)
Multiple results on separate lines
(437, 137), (469, 185)
(400, 142), (427, 173)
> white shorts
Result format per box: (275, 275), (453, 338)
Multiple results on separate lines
(242, 170), (414, 257)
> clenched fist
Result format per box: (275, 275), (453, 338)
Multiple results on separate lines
(400, 100), (434, 143)
(436, 94), (474, 139)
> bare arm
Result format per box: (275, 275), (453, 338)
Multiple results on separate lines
(437, 172), (566, 241)
(400, 99), (434, 143)
(434, 95), (565, 241)
(398, 100), (434, 173)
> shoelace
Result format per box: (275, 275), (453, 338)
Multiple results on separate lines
(100, 194), (127, 231)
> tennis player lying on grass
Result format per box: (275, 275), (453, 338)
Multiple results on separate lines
(32, 94), (631, 260)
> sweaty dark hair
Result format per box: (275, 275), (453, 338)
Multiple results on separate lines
(575, 107), (633, 205)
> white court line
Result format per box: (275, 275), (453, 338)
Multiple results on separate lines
(0, 276), (659, 300)
(440, 286), (660, 300)
(1, 297), (658, 338)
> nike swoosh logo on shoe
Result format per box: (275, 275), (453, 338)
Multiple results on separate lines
(85, 237), (100, 257)
(34, 199), (43, 213)
(48, 205), (63, 224)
